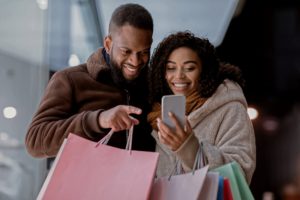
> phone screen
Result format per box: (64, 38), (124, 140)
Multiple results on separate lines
(161, 95), (186, 129)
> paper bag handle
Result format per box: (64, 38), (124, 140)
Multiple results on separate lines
(193, 141), (207, 170)
(168, 141), (206, 180)
(95, 125), (134, 152)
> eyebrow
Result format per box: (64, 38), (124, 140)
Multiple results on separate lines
(119, 47), (151, 52)
(166, 60), (198, 65)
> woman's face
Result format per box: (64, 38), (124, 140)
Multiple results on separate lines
(165, 47), (202, 96)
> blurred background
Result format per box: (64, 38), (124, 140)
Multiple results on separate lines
(0, 0), (299, 199)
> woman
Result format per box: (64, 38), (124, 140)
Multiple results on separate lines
(147, 31), (256, 184)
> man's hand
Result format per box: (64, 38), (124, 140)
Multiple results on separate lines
(98, 105), (142, 131)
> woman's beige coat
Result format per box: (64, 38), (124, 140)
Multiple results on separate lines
(152, 80), (256, 183)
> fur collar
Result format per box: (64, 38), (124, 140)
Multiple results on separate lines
(86, 48), (109, 80)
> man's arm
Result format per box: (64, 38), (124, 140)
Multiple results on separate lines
(25, 70), (143, 158)
(25, 71), (102, 157)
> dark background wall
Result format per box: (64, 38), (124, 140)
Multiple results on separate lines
(217, 0), (300, 199)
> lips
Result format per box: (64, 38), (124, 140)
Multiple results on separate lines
(172, 82), (189, 88)
(173, 83), (188, 88)
(125, 65), (138, 72)
(123, 64), (140, 79)
(169, 82), (190, 95)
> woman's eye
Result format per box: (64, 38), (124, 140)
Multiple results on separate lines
(184, 66), (195, 72)
(166, 66), (176, 71)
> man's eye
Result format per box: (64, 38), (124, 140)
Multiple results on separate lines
(141, 51), (150, 56)
(121, 50), (130, 55)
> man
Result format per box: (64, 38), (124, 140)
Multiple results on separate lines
(25, 3), (155, 157)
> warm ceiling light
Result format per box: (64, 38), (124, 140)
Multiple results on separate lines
(36, 0), (48, 10)
(68, 54), (80, 66)
(3, 106), (17, 119)
(247, 107), (258, 120)
(262, 118), (279, 132)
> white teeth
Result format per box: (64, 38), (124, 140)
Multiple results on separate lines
(174, 83), (187, 88)
(125, 66), (137, 72)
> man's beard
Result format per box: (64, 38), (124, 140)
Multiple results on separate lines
(110, 58), (146, 89)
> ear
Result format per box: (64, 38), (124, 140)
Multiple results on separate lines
(104, 35), (112, 54)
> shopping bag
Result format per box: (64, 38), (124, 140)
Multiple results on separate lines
(150, 145), (217, 200)
(223, 178), (234, 200)
(150, 165), (209, 200)
(212, 162), (254, 200)
(37, 126), (159, 200)
(198, 171), (220, 200)
(217, 176), (224, 200)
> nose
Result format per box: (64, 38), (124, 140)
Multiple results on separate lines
(175, 69), (185, 79)
(128, 53), (141, 67)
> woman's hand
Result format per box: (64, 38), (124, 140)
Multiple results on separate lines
(157, 112), (192, 151)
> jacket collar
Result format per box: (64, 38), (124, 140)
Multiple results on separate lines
(86, 48), (110, 80)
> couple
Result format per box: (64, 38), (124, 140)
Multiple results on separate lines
(25, 3), (255, 184)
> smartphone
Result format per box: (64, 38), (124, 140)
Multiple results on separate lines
(161, 95), (186, 129)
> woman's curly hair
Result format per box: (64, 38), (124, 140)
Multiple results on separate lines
(148, 31), (245, 104)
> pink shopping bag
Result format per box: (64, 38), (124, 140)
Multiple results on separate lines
(37, 127), (159, 200)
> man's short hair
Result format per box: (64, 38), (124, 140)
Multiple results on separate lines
(109, 3), (153, 33)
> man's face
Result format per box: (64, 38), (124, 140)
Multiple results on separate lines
(104, 25), (153, 81)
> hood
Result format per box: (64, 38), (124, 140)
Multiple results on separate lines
(188, 79), (248, 127)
